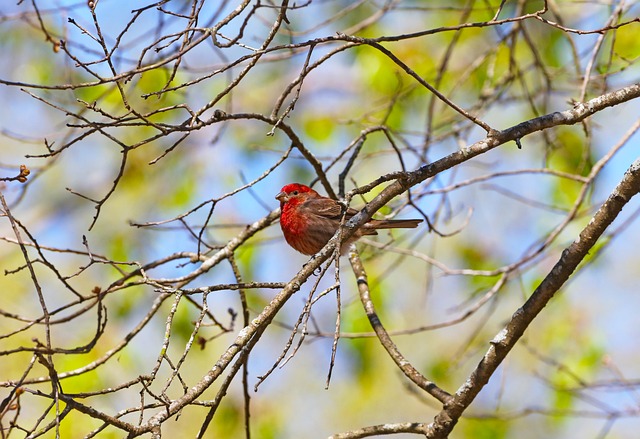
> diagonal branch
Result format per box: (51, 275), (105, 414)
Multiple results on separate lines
(425, 157), (640, 438)
(348, 245), (452, 404)
(339, 82), (640, 240)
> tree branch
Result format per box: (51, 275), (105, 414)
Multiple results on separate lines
(348, 246), (452, 404)
(426, 157), (640, 438)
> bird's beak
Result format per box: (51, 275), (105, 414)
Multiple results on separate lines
(275, 191), (287, 202)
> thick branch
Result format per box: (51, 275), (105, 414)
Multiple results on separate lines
(343, 82), (640, 238)
(124, 238), (336, 436)
(330, 422), (429, 439)
(426, 157), (640, 438)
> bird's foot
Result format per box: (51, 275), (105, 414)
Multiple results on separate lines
(303, 256), (322, 276)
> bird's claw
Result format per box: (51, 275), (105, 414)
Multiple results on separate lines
(303, 256), (322, 276)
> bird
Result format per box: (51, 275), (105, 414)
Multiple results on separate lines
(275, 183), (422, 255)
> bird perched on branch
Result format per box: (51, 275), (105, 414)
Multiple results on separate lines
(275, 183), (422, 255)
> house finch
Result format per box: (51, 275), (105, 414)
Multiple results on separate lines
(275, 183), (422, 255)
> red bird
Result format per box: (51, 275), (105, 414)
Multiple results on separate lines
(275, 183), (422, 255)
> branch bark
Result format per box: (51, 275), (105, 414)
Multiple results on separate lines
(426, 157), (640, 438)
(340, 83), (640, 240)
(348, 246), (452, 404)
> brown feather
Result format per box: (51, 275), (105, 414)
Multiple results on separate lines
(277, 183), (423, 255)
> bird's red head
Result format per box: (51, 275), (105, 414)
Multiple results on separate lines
(275, 183), (315, 206)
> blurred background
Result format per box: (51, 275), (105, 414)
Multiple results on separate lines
(0, 1), (639, 438)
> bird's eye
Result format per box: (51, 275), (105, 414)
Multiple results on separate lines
(292, 190), (299, 195)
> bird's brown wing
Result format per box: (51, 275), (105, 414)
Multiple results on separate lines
(301, 197), (361, 220)
(300, 197), (379, 235)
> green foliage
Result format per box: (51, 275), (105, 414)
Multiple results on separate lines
(549, 344), (604, 414)
(355, 46), (399, 95)
(545, 127), (593, 208)
(107, 233), (130, 263)
(458, 242), (498, 272)
(609, 23), (638, 63)
(577, 237), (609, 269)
(74, 83), (122, 111)
(551, 178), (583, 210)
(57, 359), (105, 394)
(523, 293), (605, 430)
(524, 20), (566, 69)
(111, 285), (145, 318)
(237, 245), (258, 284)
(171, 298), (198, 344)
(548, 127), (592, 176)
(211, 398), (243, 437)
(345, 337), (378, 388)
(159, 164), (197, 209)
(58, 408), (111, 438)
(460, 417), (510, 439)
(428, 357), (455, 388)
(252, 405), (284, 439)
(342, 306), (381, 386)
(302, 114), (335, 142)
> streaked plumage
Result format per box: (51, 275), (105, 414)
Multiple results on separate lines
(275, 183), (422, 255)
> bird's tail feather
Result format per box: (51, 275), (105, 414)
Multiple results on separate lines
(367, 219), (423, 229)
